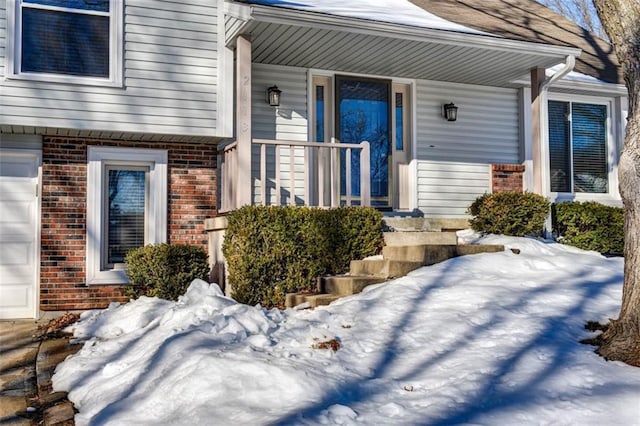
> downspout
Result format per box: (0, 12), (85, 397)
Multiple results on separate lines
(534, 55), (575, 238)
(532, 55), (576, 195)
(541, 55), (576, 93)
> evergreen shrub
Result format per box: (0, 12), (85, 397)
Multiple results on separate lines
(467, 191), (550, 237)
(125, 244), (210, 300)
(222, 205), (383, 307)
(553, 201), (623, 256)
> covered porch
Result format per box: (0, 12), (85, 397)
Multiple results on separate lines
(218, 1), (580, 212)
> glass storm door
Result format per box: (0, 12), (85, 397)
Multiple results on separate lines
(336, 76), (391, 207)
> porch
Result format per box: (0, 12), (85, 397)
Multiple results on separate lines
(218, 1), (579, 213)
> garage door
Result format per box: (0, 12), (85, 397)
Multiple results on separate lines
(0, 150), (40, 319)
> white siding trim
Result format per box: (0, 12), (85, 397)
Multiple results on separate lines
(521, 87), (534, 192)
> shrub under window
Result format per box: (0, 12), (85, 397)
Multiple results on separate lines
(467, 192), (550, 237)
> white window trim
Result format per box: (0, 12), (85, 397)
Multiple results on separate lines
(87, 147), (167, 285)
(5, 0), (123, 87)
(544, 92), (619, 202)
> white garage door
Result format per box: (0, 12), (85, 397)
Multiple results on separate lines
(0, 150), (40, 319)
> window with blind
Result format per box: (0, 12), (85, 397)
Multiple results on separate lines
(86, 147), (167, 285)
(104, 167), (148, 269)
(548, 100), (609, 194)
(10, 0), (121, 84)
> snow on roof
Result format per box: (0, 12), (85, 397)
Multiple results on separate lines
(246, 0), (487, 35)
(547, 63), (606, 84)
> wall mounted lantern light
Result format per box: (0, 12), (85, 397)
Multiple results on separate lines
(443, 102), (458, 121)
(266, 85), (282, 107)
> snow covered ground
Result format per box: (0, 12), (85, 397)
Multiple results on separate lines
(54, 234), (640, 425)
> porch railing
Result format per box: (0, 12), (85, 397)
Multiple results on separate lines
(219, 137), (370, 212)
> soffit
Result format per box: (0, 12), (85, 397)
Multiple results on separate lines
(230, 5), (580, 87)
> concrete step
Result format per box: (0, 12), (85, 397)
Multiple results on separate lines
(382, 244), (458, 264)
(384, 231), (457, 246)
(320, 275), (387, 296)
(285, 293), (341, 309)
(383, 217), (469, 232)
(456, 244), (505, 256)
(350, 259), (424, 278)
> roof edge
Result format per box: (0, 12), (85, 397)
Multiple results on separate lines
(236, 2), (581, 58)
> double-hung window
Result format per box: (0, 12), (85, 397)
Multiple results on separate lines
(8, 0), (122, 85)
(87, 147), (167, 285)
(548, 99), (610, 194)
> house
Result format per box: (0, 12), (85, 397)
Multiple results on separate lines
(0, 0), (627, 319)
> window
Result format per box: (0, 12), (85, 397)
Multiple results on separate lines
(105, 167), (147, 269)
(87, 147), (167, 285)
(7, 0), (122, 85)
(548, 100), (609, 194)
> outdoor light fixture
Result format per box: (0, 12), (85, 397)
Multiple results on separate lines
(443, 102), (458, 121)
(266, 85), (282, 107)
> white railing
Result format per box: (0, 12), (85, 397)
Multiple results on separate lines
(219, 137), (370, 211)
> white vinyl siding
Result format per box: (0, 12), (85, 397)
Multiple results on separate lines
(415, 80), (519, 217)
(417, 161), (490, 217)
(251, 63), (308, 205)
(0, 0), (220, 138)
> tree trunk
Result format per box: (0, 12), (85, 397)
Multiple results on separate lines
(592, 0), (640, 366)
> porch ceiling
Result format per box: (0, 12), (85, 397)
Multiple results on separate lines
(227, 4), (581, 87)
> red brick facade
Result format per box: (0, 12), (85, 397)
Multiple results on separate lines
(40, 137), (217, 311)
(491, 164), (525, 193)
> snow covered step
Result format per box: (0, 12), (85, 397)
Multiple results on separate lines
(349, 259), (424, 278)
(383, 231), (457, 246)
(319, 275), (387, 296)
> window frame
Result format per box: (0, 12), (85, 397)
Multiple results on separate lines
(5, 0), (123, 87)
(545, 93), (615, 198)
(87, 147), (167, 285)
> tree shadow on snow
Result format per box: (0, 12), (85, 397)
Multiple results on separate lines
(271, 253), (626, 425)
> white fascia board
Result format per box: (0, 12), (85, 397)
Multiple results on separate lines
(224, 1), (254, 45)
(243, 3), (581, 58)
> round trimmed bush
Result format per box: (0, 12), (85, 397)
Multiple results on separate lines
(467, 191), (550, 237)
(125, 243), (210, 301)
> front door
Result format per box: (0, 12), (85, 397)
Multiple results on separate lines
(313, 75), (412, 209)
(336, 76), (391, 207)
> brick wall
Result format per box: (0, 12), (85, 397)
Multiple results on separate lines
(491, 164), (525, 193)
(41, 137), (217, 311)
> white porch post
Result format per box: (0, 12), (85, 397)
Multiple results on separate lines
(530, 67), (546, 194)
(236, 34), (252, 207)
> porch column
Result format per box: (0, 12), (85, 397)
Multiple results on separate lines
(236, 34), (252, 207)
(530, 67), (546, 194)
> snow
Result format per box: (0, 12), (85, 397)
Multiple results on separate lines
(247, 0), (486, 35)
(547, 64), (607, 84)
(53, 235), (640, 425)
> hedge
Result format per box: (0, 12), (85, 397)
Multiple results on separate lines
(553, 201), (623, 256)
(467, 191), (550, 237)
(125, 244), (210, 301)
(222, 205), (384, 307)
